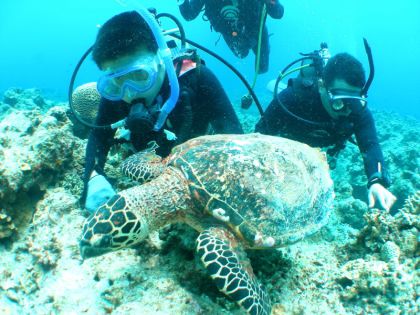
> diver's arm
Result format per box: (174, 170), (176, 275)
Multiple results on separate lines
(354, 109), (396, 210)
(255, 89), (291, 134)
(83, 99), (118, 180)
(84, 129), (114, 179)
(353, 109), (391, 188)
(198, 65), (243, 134)
(179, 0), (205, 21)
(80, 99), (118, 205)
(265, 0), (284, 19)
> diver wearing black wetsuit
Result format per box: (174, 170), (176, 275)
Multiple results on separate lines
(79, 10), (243, 212)
(84, 64), (243, 182)
(179, 0), (284, 73)
(256, 70), (391, 192)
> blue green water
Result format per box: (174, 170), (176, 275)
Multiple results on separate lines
(1, 0), (419, 118)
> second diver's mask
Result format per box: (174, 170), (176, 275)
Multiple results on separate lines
(97, 54), (163, 102)
(272, 39), (374, 127)
(327, 88), (367, 114)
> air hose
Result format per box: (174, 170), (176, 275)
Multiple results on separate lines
(241, 3), (268, 109)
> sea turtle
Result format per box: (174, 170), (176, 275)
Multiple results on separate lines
(80, 133), (334, 315)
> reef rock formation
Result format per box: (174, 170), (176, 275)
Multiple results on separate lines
(0, 99), (85, 239)
(0, 88), (54, 119)
(338, 191), (419, 314)
(70, 82), (101, 138)
(0, 89), (419, 315)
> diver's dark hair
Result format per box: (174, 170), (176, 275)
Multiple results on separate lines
(323, 53), (366, 88)
(92, 11), (158, 70)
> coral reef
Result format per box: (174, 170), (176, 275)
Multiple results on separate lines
(0, 88), (54, 119)
(70, 82), (101, 138)
(335, 197), (369, 229)
(0, 89), (419, 314)
(337, 191), (419, 314)
(337, 254), (417, 315)
(0, 208), (17, 239)
(331, 110), (420, 211)
(71, 82), (101, 124)
(0, 94), (85, 240)
(356, 191), (419, 259)
(0, 107), (81, 202)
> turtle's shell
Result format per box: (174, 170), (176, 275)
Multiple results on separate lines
(169, 133), (334, 247)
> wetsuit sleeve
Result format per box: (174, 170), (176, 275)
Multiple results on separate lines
(81, 99), (118, 201)
(198, 65), (244, 134)
(255, 88), (292, 134)
(179, 0), (205, 21)
(266, 0), (284, 19)
(353, 109), (391, 188)
(83, 99), (120, 180)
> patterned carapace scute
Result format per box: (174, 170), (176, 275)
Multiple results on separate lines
(168, 133), (334, 247)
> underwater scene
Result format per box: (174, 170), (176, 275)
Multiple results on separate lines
(0, 0), (419, 314)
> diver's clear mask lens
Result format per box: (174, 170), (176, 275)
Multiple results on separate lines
(97, 55), (162, 101)
(328, 89), (367, 113)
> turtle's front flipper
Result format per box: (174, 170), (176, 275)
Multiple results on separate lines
(121, 141), (166, 184)
(196, 227), (271, 315)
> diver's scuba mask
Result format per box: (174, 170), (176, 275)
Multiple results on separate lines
(97, 54), (163, 102)
(68, 5), (181, 132)
(327, 88), (367, 113)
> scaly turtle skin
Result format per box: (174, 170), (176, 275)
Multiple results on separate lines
(80, 133), (334, 315)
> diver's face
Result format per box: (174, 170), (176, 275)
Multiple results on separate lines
(318, 78), (364, 119)
(101, 48), (166, 105)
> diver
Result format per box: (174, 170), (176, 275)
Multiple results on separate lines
(255, 46), (396, 211)
(178, 0), (284, 74)
(81, 10), (243, 212)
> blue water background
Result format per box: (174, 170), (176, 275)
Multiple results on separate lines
(1, 0), (419, 118)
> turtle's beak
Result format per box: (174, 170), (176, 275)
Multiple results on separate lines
(79, 235), (112, 260)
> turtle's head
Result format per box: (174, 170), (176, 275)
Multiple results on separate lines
(80, 194), (149, 260)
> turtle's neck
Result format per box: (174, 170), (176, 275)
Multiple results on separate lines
(118, 167), (195, 232)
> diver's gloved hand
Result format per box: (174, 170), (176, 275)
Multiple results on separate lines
(368, 183), (396, 211)
(85, 174), (116, 213)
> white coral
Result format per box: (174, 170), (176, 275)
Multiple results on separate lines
(401, 190), (420, 215)
(71, 82), (101, 123)
(0, 209), (17, 239)
(381, 241), (401, 267)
